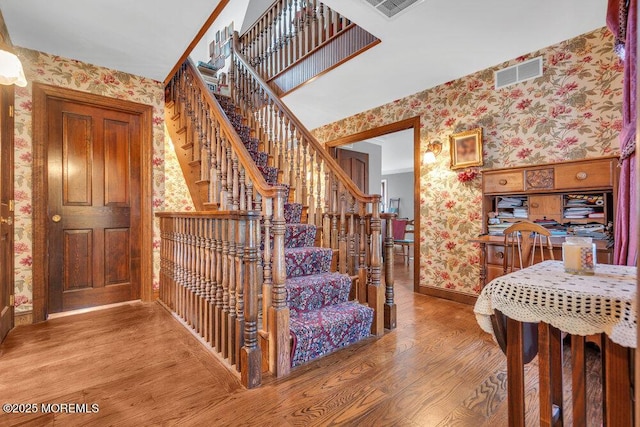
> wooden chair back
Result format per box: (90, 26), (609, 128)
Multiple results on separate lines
(492, 221), (554, 365)
(503, 221), (554, 274)
(391, 218), (408, 241)
(388, 197), (400, 214)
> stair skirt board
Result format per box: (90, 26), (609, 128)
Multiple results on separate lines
(211, 93), (375, 368)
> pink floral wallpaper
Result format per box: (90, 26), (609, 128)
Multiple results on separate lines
(164, 128), (195, 212)
(313, 28), (624, 297)
(12, 48), (192, 313)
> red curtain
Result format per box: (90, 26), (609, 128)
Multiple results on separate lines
(609, 0), (638, 266)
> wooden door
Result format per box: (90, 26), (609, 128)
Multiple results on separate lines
(336, 148), (369, 193)
(0, 86), (14, 342)
(47, 99), (141, 313)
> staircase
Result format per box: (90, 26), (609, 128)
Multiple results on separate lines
(158, 20), (396, 388)
(216, 95), (374, 367)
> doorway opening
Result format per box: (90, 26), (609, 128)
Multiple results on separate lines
(325, 117), (420, 291)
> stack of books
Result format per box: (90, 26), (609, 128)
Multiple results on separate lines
(564, 206), (596, 219)
(487, 223), (512, 235)
(497, 197), (528, 219)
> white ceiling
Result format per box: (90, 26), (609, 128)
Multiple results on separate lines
(0, 0), (224, 82)
(285, 0), (608, 129)
(0, 0), (608, 131)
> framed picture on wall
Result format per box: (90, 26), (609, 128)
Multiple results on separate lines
(449, 127), (483, 170)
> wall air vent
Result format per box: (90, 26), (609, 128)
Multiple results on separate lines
(495, 56), (543, 89)
(364, 0), (424, 19)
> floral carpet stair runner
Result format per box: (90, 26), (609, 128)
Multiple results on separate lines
(216, 94), (373, 367)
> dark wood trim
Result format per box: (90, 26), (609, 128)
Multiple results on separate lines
(163, 0), (230, 86)
(32, 83), (154, 322)
(325, 117), (420, 148)
(416, 285), (477, 306)
(411, 119), (421, 297)
(323, 116), (422, 295)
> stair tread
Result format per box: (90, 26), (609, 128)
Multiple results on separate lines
(290, 300), (373, 321)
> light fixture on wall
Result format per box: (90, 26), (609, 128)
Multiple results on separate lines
(0, 36), (27, 87)
(423, 140), (442, 164)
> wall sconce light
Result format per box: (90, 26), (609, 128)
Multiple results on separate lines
(0, 37), (27, 87)
(423, 140), (442, 164)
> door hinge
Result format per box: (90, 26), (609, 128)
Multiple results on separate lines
(9, 294), (14, 306)
(8, 105), (13, 118)
(8, 200), (14, 212)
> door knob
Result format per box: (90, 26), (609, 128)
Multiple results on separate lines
(0, 216), (12, 225)
(52, 214), (61, 223)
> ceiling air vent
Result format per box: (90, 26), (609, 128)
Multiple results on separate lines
(364, 0), (423, 19)
(495, 56), (543, 89)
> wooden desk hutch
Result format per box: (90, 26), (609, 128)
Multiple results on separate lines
(474, 156), (619, 288)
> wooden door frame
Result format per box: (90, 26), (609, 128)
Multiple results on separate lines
(31, 83), (154, 323)
(0, 84), (15, 340)
(325, 116), (421, 292)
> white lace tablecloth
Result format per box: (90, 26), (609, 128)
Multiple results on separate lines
(474, 260), (637, 348)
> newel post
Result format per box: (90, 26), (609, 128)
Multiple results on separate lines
(368, 196), (384, 336)
(382, 212), (397, 330)
(268, 188), (291, 376)
(241, 210), (262, 388)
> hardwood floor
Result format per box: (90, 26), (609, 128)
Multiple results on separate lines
(0, 258), (603, 426)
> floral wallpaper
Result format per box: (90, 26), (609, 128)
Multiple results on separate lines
(164, 129), (195, 212)
(12, 47), (192, 313)
(313, 28), (623, 297)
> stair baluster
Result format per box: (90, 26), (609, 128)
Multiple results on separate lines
(214, 218), (224, 351)
(204, 217), (214, 344)
(234, 214), (246, 370)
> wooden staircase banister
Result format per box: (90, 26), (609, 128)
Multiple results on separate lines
(232, 32), (380, 205)
(183, 57), (284, 199)
(160, 3), (397, 388)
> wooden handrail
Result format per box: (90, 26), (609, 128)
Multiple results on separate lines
(156, 210), (236, 218)
(232, 32), (379, 205)
(183, 58), (285, 199)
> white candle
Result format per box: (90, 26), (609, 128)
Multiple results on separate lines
(563, 236), (595, 275)
(563, 244), (582, 273)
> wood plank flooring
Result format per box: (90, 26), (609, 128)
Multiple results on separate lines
(0, 258), (603, 426)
